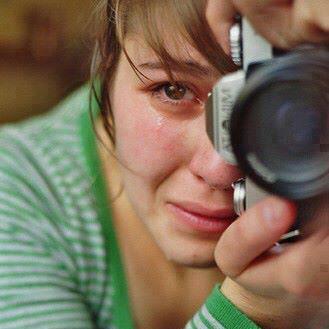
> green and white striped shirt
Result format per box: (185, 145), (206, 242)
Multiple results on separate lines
(0, 85), (259, 329)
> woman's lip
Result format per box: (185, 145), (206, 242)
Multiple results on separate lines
(166, 203), (237, 234)
(168, 201), (237, 219)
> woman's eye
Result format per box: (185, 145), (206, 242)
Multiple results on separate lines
(152, 83), (197, 105)
(164, 84), (193, 101)
(147, 81), (206, 115)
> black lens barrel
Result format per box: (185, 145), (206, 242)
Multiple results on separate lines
(230, 46), (329, 200)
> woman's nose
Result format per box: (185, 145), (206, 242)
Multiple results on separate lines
(189, 135), (243, 191)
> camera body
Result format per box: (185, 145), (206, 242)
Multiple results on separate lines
(206, 18), (329, 242)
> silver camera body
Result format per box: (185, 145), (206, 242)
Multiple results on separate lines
(206, 18), (329, 242)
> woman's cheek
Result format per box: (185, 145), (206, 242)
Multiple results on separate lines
(115, 104), (189, 177)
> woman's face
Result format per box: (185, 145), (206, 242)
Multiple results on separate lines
(110, 36), (242, 268)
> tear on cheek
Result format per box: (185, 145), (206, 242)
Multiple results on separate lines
(121, 117), (186, 168)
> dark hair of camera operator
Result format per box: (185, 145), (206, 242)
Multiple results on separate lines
(0, 1), (327, 329)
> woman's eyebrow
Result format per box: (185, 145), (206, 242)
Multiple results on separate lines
(138, 60), (214, 77)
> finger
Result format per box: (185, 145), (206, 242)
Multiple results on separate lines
(291, 0), (329, 45)
(279, 231), (329, 300)
(235, 0), (295, 48)
(235, 216), (329, 298)
(298, 192), (329, 237)
(206, 0), (237, 54)
(237, 231), (329, 300)
(228, 243), (292, 297)
(215, 196), (297, 278)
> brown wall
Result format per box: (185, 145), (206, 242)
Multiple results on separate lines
(0, 0), (96, 123)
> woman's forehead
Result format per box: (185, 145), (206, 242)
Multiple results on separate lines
(124, 36), (216, 76)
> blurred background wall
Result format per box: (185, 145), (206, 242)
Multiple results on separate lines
(0, 0), (96, 123)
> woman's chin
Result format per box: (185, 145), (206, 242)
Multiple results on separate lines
(160, 236), (219, 269)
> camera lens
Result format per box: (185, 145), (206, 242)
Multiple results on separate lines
(277, 101), (321, 155)
(230, 46), (329, 199)
(244, 82), (327, 183)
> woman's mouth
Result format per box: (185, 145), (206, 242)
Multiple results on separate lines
(166, 202), (237, 235)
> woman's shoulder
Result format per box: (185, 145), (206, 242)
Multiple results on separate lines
(0, 83), (105, 256)
(0, 85), (113, 319)
(0, 82), (101, 238)
(0, 82), (104, 233)
(0, 85), (90, 207)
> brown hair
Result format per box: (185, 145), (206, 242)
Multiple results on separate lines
(91, 0), (236, 145)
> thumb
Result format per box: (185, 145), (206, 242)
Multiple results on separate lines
(206, 0), (237, 55)
(215, 196), (297, 278)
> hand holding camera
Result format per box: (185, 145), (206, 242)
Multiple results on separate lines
(206, 1), (329, 328)
(206, 0), (329, 52)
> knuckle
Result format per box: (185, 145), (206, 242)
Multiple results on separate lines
(214, 251), (227, 274)
(319, 17), (329, 32)
(299, 6), (313, 26)
(295, 0), (314, 26)
(218, 262), (240, 279)
(215, 251), (229, 275)
(214, 241), (240, 278)
(282, 249), (322, 298)
(292, 2), (315, 41)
